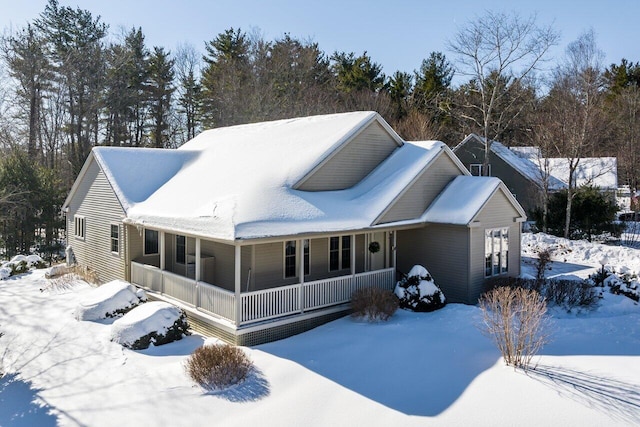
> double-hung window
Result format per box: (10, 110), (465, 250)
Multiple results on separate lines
(470, 163), (491, 176)
(284, 239), (310, 279)
(329, 235), (351, 271)
(110, 224), (119, 253)
(74, 215), (85, 240)
(485, 228), (509, 276)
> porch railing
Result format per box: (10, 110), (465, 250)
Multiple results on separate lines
(131, 262), (395, 327)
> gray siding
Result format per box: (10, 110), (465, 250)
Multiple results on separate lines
(397, 225), (470, 303)
(298, 121), (399, 191)
(469, 190), (522, 302)
(66, 158), (126, 283)
(455, 137), (541, 215)
(200, 239), (235, 291)
(253, 242), (297, 290)
(377, 153), (461, 224)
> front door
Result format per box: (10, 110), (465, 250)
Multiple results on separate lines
(368, 232), (386, 271)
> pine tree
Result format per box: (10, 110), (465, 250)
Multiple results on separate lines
(148, 46), (175, 148)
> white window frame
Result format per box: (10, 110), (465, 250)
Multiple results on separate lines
(110, 223), (120, 254)
(470, 163), (491, 176)
(144, 229), (159, 255)
(485, 227), (509, 277)
(74, 215), (85, 240)
(329, 235), (351, 272)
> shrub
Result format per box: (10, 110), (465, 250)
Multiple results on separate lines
(478, 286), (549, 370)
(535, 248), (553, 282)
(486, 276), (599, 310)
(185, 344), (253, 391)
(351, 287), (398, 321)
(394, 265), (446, 312)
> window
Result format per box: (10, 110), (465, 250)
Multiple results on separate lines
(485, 228), (509, 277)
(144, 229), (159, 255)
(329, 235), (351, 271)
(284, 241), (296, 278)
(470, 163), (491, 176)
(176, 235), (186, 264)
(74, 215), (85, 240)
(110, 224), (119, 253)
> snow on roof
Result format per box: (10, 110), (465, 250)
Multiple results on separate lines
(489, 140), (565, 189)
(92, 147), (196, 212)
(86, 111), (459, 240)
(546, 157), (618, 190)
(422, 176), (503, 225)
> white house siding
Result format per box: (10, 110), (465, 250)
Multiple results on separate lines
(298, 121), (400, 191)
(469, 190), (522, 302)
(377, 153), (461, 224)
(396, 225), (470, 303)
(66, 158), (126, 283)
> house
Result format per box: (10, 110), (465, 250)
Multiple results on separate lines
(62, 112), (526, 345)
(453, 133), (618, 215)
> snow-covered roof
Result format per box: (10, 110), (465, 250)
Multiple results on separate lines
(456, 134), (617, 191)
(546, 157), (618, 190)
(422, 176), (524, 225)
(76, 111), (482, 240)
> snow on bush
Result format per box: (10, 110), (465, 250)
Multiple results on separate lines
(394, 265), (446, 312)
(75, 280), (147, 321)
(0, 254), (47, 280)
(110, 301), (190, 350)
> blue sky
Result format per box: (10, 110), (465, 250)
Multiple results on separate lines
(1, 0), (638, 79)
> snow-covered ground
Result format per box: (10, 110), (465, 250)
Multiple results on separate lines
(0, 233), (639, 426)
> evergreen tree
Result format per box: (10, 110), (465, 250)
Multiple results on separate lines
(148, 46), (175, 148)
(388, 71), (413, 119)
(330, 51), (385, 93)
(412, 52), (453, 113)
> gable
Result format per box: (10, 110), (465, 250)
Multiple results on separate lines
(473, 187), (524, 227)
(296, 119), (402, 191)
(375, 151), (462, 224)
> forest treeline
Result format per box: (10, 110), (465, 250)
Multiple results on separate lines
(1, 1), (639, 257)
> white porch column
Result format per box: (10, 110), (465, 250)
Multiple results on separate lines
(195, 238), (201, 282)
(351, 234), (356, 276)
(234, 245), (242, 325)
(159, 231), (165, 270)
(298, 239), (304, 313)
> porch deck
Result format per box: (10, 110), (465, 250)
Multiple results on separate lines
(131, 261), (395, 327)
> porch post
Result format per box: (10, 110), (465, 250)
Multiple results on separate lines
(159, 231), (165, 270)
(195, 238), (201, 281)
(234, 244), (241, 326)
(351, 234), (356, 276)
(298, 239), (304, 313)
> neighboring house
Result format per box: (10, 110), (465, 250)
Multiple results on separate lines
(62, 112), (526, 345)
(453, 133), (618, 215)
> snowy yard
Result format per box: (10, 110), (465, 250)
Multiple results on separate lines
(0, 233), (639, 426)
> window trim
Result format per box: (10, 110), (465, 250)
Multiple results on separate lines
(74, 215), (86, 240)
(329, 235), (351, 272)
(470, 163), (491, 176)
(144, 229), (159, 256)
(484, 227), (509, 277)
(110, 223), (120, 254)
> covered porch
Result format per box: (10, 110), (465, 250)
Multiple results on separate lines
(128, 228), (397, 328)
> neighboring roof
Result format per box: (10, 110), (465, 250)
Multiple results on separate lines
(422, 176), (525, 225)
(68, 113), (524, 240)
(546, 157), (618, 190)
(454, 134), (616, 191)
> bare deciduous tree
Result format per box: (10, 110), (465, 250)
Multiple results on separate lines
(449, 11), (559, 175)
